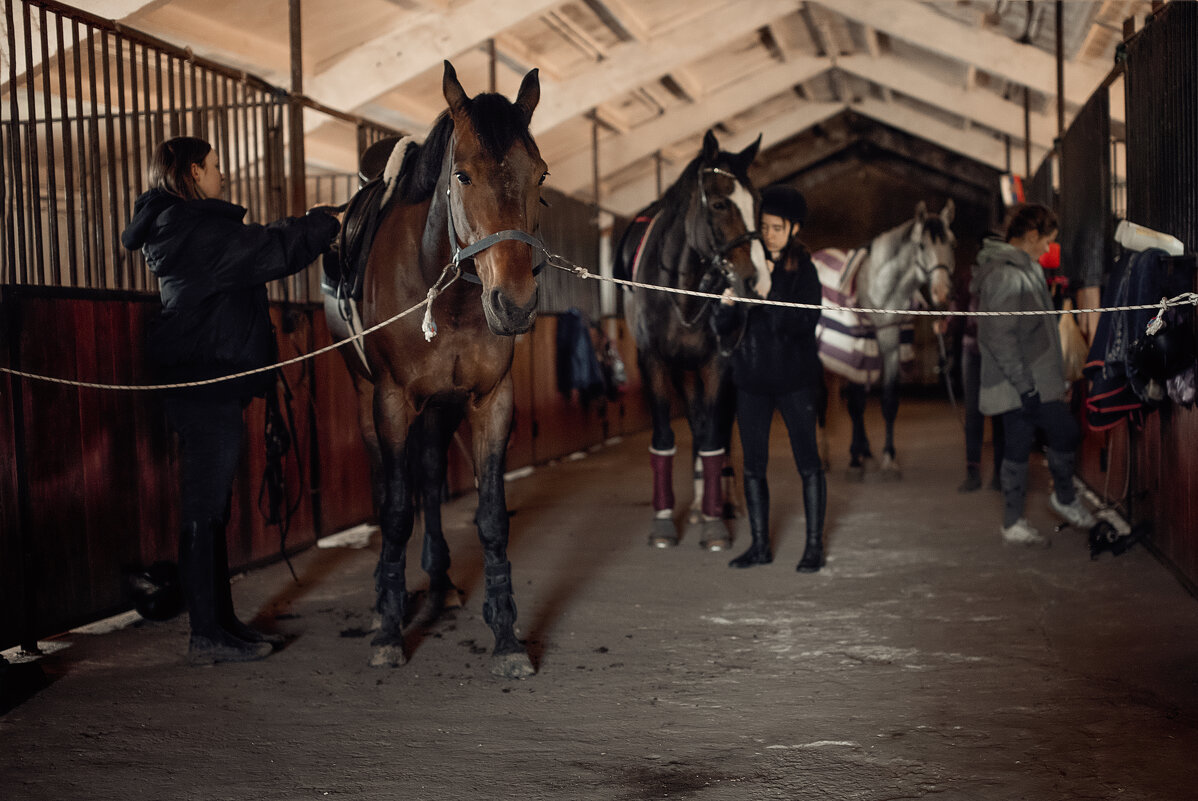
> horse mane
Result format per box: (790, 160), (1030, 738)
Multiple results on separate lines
(397, 95), (539, 205)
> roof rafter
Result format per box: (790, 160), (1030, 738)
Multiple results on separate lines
(532, 0), (800, 135)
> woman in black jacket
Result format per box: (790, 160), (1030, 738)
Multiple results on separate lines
(714, 185), (827, 571)
(122, 136), (340, 664)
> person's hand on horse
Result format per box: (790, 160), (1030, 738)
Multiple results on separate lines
(308, 204), (344, 225)
(932, 318), (949, 336)
(720, 287), (737, 307)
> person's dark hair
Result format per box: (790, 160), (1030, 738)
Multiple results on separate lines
(760, 184), (807, 227)
(149, 136), (212, 200)
(1004, 203), (1058, 242)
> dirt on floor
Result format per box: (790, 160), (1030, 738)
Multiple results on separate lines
(3, 396), (1198, 801)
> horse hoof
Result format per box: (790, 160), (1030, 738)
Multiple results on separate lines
(698, 518), (732, 552)
(490, 651), (535, 679)
(687, 508), (703, 526)
(369, 643), (408, 668)
(649, 518), (678, 548)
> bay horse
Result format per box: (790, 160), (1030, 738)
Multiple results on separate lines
(327, 62), (547, 678)
(615, 130), (767, 550)
(814, 200), (956, 479)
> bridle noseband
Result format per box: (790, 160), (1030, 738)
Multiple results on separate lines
(444, 137), (549, 286)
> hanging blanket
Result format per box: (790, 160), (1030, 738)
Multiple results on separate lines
(813, 247), (914, 387)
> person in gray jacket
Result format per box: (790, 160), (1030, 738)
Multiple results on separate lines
(974, 204), (1095, 546)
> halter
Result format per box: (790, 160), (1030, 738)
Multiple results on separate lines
(443, 136), (549, 286)
(908, 231), (952, 309)
(674, 166), (761, 328)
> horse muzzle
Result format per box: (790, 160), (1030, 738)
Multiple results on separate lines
(483, 285), (539, 335)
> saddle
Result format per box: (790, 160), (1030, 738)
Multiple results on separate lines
(321, 135), (413, 376)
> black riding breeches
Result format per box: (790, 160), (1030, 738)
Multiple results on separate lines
(736, 387), (821, 479)
(164, 394), (245, 525)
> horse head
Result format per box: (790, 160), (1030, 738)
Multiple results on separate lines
(683, 129), (768, 298)
(442, 61), (548, 335)
(909, 199), (957, 309)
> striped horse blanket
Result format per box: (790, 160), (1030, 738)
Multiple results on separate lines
(813, 248), (915, 387)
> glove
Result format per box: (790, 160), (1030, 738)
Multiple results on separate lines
(1020, 389), (1041, 416)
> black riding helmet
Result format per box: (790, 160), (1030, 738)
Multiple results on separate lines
(760, 184), (807, 227)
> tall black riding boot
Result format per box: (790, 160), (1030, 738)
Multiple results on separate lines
(212, 519), (284, 647)
(729, 475), (772, 567)
(181, 520), (271, 665)
(796, 470), (826, 572)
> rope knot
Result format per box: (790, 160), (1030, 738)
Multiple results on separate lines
(1146, 296), (1169, 336)
(421, 286), (440, 341)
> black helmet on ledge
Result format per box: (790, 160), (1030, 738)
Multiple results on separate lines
(760, 184), (807, 227)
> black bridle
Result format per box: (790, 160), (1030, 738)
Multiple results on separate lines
(443, 137), (549, 286)
(673, 166), (761, 328)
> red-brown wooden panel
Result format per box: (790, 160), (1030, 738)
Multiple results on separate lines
(309, 312), (374, 536)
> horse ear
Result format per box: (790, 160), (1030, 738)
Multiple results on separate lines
(702, 129), (720, 162)
(515, 68), (540, 126)
(940, 198), (956, 226)
(443, 60), (469, 115)
(914, 201), (928, 223)
(735, 134), (762, 171)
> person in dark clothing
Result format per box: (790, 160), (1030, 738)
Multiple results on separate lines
(121, 136), (340, 664)
(949, 276), (1004, 493)
(974, 204), (1095, 547)
(714, 184), (826, 571)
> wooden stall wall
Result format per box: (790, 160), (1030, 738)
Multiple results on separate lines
(1072, 3), (1198, 592)
(0, 287), (649, 649)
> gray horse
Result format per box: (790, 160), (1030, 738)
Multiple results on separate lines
(815, 200), (956, 478)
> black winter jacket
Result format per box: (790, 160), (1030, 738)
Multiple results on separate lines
(122, 188), (339, 399)
(713, 246), (823, 395)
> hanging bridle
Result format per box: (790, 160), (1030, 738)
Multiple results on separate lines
(673, 166), (761, 328)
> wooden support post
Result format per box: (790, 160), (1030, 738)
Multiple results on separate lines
(488, 38), (497, 93)
(1023, 85), (1032, 178)
(1055, 0), (1065, 137)
(288, 0), (306, 216)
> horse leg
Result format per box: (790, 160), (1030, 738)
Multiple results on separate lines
(353, 374), (386, 517)
(369, 384), (415, 668)
(413, 403), (466, 625)
(687, 363), (732, 552)
(716, 379), (739, 520)
(877, 338), (903, 479)
(844, 381), (871, 480)
(468, 374), (533, 679)
(641, 351), (678, 547)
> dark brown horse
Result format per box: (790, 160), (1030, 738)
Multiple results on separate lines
(614, 130), (766, 550)
(330, 62), (548, 678)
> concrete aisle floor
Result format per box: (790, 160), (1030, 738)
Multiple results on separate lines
(3, 395), (1198, 801)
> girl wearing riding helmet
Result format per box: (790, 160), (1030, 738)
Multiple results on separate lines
(714, 184), (828, 572)
(122, 136), (340, 664)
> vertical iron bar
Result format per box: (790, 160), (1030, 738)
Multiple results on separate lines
(165, 53), (176, 137)
(22, 1), (46, 284)
(128, 40), (143, 290)
(1023, 85), (1032, 178)
(6, 0), (29, 284)
(488, 38), (497, 93)
(1055, 0), (1065, 137)
(72, 20), (92, 286)
(56, 15), (78, 288)
(101, 30), (121, 289)
(86, 25), (106, 288)
(39, 7), (61, 285)
(153, 49), (164, 145)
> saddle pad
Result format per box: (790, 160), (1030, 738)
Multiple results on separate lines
(813, 248), (914, 386)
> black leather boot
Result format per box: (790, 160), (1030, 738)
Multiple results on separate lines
(181, 520), (272, 665)
(796, 470), (826, 572)
(212, 519), (284, 647)
(729, 475), (772, 567)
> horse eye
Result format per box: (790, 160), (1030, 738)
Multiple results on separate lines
(711, 200), (729, 211)
(539, 171), (550, 186)
(455, 171), (471, 186)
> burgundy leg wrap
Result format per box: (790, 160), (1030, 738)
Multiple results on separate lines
(650, 452), (675, 513)
(700, 452), (725, 519)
